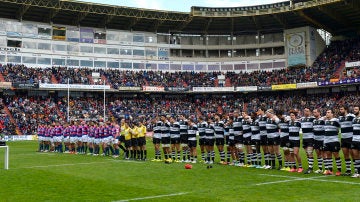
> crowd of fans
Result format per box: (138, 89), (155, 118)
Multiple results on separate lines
(0, 98), (16, 136)
(0, 64), (52, 84)
(2, 91), (359, 135)
(0, 37), (359, 88)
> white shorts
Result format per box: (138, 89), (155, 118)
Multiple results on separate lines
(70, 137), (78, 144)
(94, 138), (101, 145)
(63, 136), (70, 143)
(53, 136), (63, 143)
(82, 135), (89, 143)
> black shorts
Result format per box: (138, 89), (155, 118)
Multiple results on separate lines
(313, 140), (324, 150)
(234, 136), (243, 144)
(225, 136), (230, 146)
(152, 138), (161, 144)
(280, 136), (290, 148)
(199, 138), (206, 146)
(260, 135), (268, 146)
(244, 136), (252, 145)
(341, 138), (352, 148)
(252, 140), (261, 147)
(119, 136), (125, 142)
(289, 140), (300, 148)
(161, 137), (171, 145)
(188, 140), (197, 148)
(228, 139), (235, 147)
(205, 139), (215, 146)
(138, 137), (146, 147)
(215, 138), (225, 146)
(267, 137), (280, 146)
(324, 142), (340, 152)
(302, 138), (314, 149)
(124, 140), (132, 148)
(171, 138), (181, 145)
(180, 134), (188, 144)
(131, 138), (138, 147)
(351, 141), (360, 150)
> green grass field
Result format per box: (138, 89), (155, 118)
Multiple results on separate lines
(0, 140), (360, 202)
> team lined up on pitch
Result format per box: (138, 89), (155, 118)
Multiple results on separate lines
(37, 105), (360, 178)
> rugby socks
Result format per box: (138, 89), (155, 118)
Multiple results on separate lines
(270, 154), (276, 167)
(171, 151), (176, 160)
(345, 159), (351, 172)
(317, 158), (323, 170)
(276, 153), (283, 167)
(336, 158), (342, 172)
(308, 157), (314, 170)
(264, 153), (270, 166)
(226, 151), (231, 163)
(355, 159), (360, 173)
(220, 151), (225, 162)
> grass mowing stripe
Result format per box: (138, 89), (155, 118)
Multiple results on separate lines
(12, 159), (143, 169)
(114, 192), (189, 202)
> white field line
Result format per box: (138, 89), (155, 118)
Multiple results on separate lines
(255, 175), (326, 186)
(258, 174), (360, 186)
(114, 192), (189, 202)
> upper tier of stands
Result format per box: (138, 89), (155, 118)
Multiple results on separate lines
(0, 37), (359, 88)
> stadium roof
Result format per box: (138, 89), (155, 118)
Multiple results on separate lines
(0, 0), (358, 35)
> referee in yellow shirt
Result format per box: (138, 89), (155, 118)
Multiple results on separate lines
(137, 121), (147, 161)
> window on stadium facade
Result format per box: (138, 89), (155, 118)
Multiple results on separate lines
(94, 47), (106, 54)
(38, 57), (51, 65)
(107, 61), (119, 68)
(38, 43), (51, 50)
(22, 56), (37, 64)
(80, 60), (93, 67)
(94, 61), (106, 68)
(80, 46), (93, 53)
(52, 58), (66, 66)
(7, 55), (21, 63)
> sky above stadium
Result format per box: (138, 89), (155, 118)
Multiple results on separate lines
(82, 0), (286, 12)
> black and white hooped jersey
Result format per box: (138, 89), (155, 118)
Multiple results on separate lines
(179, 119), (188, 135)
(205, 123), (215, 139)
(324, 118), (340, 144)
(170, 121), (180, 139)
(339, 114), (355, 139)
(258, 115), (267, 136)
(313, 117), (325, 141)
(278, 117), (290, 138)
(251, 119), (260, 140)
(228, 124), (235, 141)
(153, 121), (162, 139)
(266, 117), (280, 138)
(352, 116), (360, 142)
(300, 116), (315, 140)
(188, 123), (198, 141)
(233, 117), (243, 136)
(242, 118), (252, 139)
(197, 121), (208, 139)
(288, 120), (301, 141)
(161, 121), (171, 137)
(214, 121), (225, 139)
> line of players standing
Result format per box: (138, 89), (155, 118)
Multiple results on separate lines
(151, 105), (360, 178)
(37, 119), (148, 161)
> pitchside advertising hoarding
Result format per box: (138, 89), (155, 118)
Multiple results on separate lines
(286, 32), (306, 67)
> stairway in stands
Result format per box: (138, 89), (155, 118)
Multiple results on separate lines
(51, 74), (58, 84)
(87, 75), (94, 85)
(334, 61), (346, 79)
(3, 105), (22, 135)
(225, 78), (232, 87)
(0, 73), (5, 82)
(101, 75), (113, 88)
